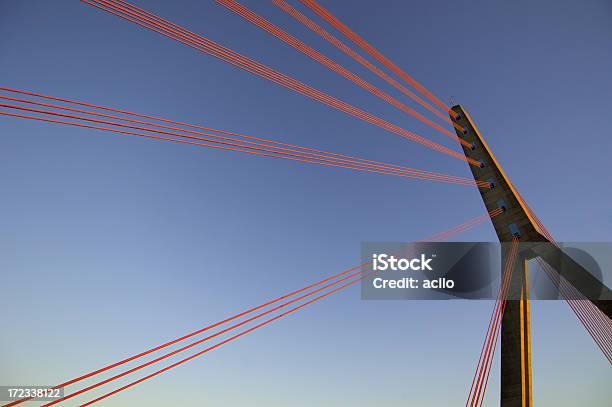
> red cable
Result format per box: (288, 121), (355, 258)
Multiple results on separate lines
(78, 268), (376, 406)
(474, 238), (520, 406)
(81, 0), (481, 166)
(45, 259), (377, 405)
(538, 260), (612, 362)
(74, 211), (501, 407)
(0, 106), (483, 187)
(5, 209), (502, 406)
(92, 0), (472, 162)
(471, 238), (519, 406)
(0, 87), (470, 171)
(515, 193), (612, 361)
(469, 239), (516, 406)
(217, 0), (469, 147)
(467, 237), (519, 406)
(0, 91), (465, 182)
(464, 244), (512, 404)
(272, 0), (466, 134)
(0, 94), (486, 187)
(542, 261), (612, 358)
(297, 0), (456, 118)
(0, 87), (477, 187)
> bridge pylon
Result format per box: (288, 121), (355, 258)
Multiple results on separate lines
(449, 105), (611, 407)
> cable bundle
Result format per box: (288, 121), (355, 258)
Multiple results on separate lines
(5, 210), (502, 406)
(80, 0), (481, 166)
(0, 87), (488, 188)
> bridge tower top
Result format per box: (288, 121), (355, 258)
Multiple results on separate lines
(450, 105), (545, 243)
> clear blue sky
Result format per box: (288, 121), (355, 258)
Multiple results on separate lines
(1, 0), (610, 405)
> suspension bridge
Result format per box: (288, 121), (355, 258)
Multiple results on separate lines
(1, 1), (610, 406)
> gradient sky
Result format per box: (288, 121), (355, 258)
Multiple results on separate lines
(1, 0), (611, 405)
